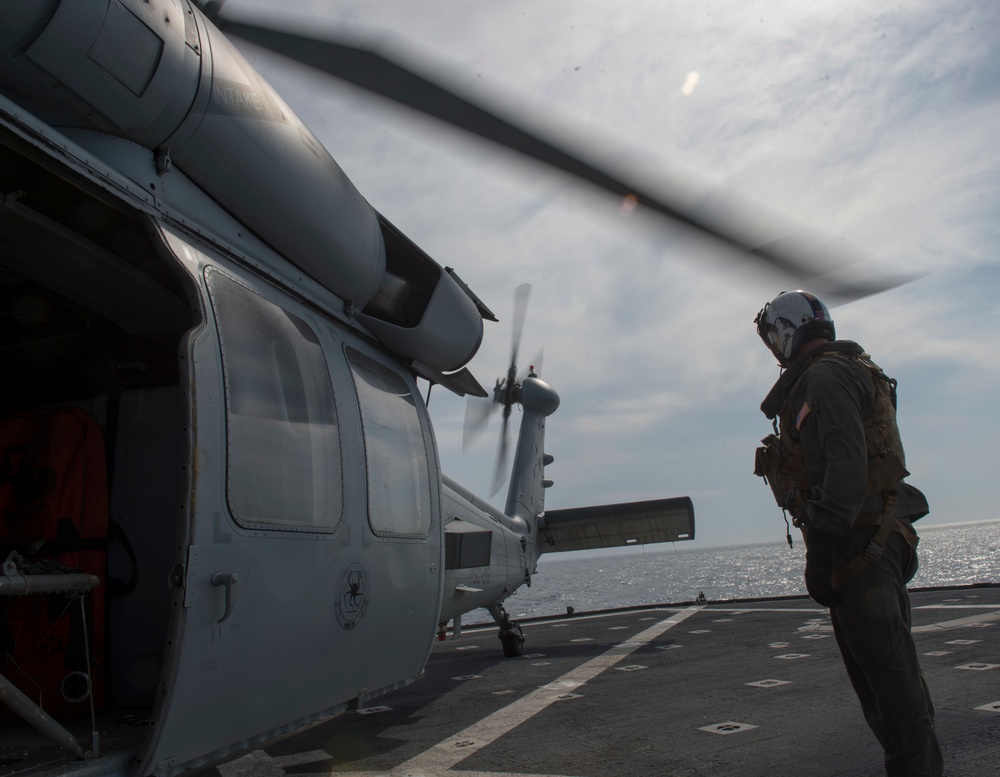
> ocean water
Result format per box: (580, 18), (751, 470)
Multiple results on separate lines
(491, 520), (1000, 622)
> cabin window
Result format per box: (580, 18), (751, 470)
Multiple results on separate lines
(207, 270), (343, 532)
(347, 348), (431, 539)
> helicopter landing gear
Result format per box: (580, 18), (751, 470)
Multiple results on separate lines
(487, 603), (524, 657)
(500, 625), (525, 658)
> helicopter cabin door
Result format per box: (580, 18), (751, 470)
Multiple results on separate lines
(140, 232), (443, 777)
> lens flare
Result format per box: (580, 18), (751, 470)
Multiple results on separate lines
(682, 71), (700, 96)
(620, 194), (638, 217)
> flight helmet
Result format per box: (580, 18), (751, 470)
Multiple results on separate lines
(755, 290), (835, 366)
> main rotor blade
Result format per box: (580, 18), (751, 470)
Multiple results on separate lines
(509, 283), (531, 372)
(219, 17), (903, 301)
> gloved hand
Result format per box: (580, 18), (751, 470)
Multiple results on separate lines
(784, 488), (809, 524)
(804, 528), (841, 607)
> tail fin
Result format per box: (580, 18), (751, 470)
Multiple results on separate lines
(501, 371), (696, 558)
(504, 372), (559, 528)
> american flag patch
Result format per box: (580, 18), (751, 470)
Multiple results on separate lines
(796, 402), (812, 430)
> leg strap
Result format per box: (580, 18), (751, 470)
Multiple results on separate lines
(831, 494), (917, 588)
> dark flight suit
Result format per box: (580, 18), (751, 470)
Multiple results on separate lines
(773, 341), (943, 777)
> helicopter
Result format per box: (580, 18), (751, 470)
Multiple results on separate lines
(0, 2), (895, 776)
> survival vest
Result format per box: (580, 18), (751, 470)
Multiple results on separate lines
(755, 348), (909, 518)
(754, 347), (918, 585)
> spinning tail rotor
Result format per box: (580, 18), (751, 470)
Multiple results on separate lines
(463, 284), (538, 496)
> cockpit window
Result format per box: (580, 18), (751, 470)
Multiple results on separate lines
(347, 347), (431, 539)
(207, 269), (343, 532)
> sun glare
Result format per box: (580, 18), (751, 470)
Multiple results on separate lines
(682, 71), (700, 96)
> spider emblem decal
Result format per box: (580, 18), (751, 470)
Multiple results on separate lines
(335, 562), (370, 630)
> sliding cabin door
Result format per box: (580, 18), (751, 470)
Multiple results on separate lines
(140, 230), (443, 776)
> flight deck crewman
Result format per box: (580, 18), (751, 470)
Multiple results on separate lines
(752, 290), (943, 777)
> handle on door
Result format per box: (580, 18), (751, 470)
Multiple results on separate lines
(210, 572), (239, 624)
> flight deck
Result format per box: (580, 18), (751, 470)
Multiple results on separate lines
(197, 585), (1000, 777)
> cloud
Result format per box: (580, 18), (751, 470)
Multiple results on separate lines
(231, 0), (1000, 545)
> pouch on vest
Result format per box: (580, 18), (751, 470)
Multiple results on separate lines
(755, 434), (790, 509)
(755, 432), (810, 515)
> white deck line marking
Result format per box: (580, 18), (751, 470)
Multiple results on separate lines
(271, 751), (337, 768)
(231, 749), (584, 777)
(394, 606), (705, 775)
(220, 750), (300, 777)
(912, 609), (1000, 633)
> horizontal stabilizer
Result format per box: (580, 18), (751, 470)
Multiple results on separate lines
(540, 497), (694, 553)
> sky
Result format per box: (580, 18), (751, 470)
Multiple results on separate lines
(225, 0), (1000, 549)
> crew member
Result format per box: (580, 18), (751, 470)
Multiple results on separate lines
(753, 290), (942, 777)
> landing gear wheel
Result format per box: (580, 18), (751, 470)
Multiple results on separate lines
(488, 602), (525, 657)
(500, 624), (524, 658)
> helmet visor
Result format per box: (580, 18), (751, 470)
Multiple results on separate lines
(755, 303), (790, 364)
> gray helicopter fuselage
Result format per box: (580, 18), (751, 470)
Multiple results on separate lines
(0, 2), (506, 773)
(0, 4), (691, 776)
(1, 99), (462, 775)
(0, 91), (554, 775)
